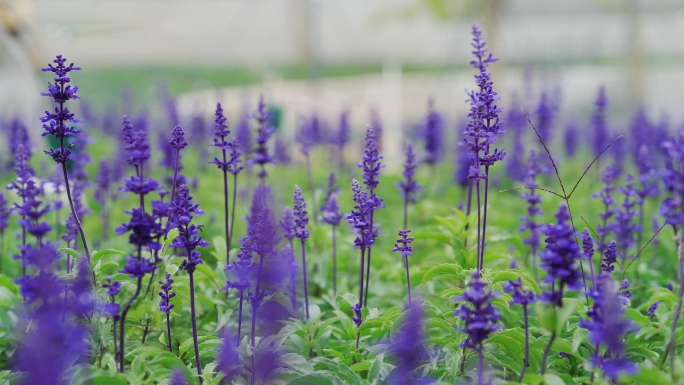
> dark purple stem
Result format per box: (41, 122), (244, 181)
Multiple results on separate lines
(519, 305), (529, 382)
(227, 173), (238, 251)
(404, 253), (411, 307)
(475, 180), (483, 271)
(332, 225), (337, 296)
(480, 167), (490, 268)
(301, 240), (310, 320)
(188, 271), (204, 383)
(165, 312), (172, 352)
(222, 150), (230, 264)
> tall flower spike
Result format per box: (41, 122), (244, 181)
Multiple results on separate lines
(293, 185), (310, 320)
(540, 204), (585, 306)
(217, 329), (242, 382)
(293, 186), (309, 242)
(519, 150), (548, 280)
(455, 271), (501, 384)
(387, 301), (430, 384)
(358, 126), (384, 191)
(170, 184), (209, 382)
(580, 272), (635, 380)
(170, 124), (188, 150)
(591, 86), (608, 158)
(397, 144), (421, 206)
(601, 241), (618, 273)
(422, 100), (444, 165)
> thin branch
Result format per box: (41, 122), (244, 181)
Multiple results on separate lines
(522, 110), (567, 198)
(567, 135), (624, 199)
(499, 186), (565, 199)
(622, 219), (669, 277)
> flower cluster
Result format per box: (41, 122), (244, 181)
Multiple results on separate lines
(292, 185), (309, 242)
(540, 204), (585, 306)
(171, 185), (209, 273)
(580, 272), (635, 380)
(40, 55), (81, 164)
(397, 144), (421, 204)
(387, 302), (429, 384)
(455, 271), (501, 351)
(422, 101), (444, 165)
(358, 126), (384, 192)
(159, 272), (176, 313)
(460, 24), (505, 181)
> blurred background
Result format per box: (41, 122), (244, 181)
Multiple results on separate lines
(1, 0), (683, 163)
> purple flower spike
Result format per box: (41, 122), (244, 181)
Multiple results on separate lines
(397, 144), (422, 205)
(169, 368), (188, 385)
(647, 301), (659, 320)
(217, 329), (242, 381)
(170, 124), (188, 150)
(504, 277), (535, 306)
(159, 272), (176, 313)
(358, 126), (385, 192)
(280, 207), (296, 243)
(455, 271), (501, 350)
(540, 204), (585, 306)
(601, 241), (618, 273)
(320, 194), (343, 226)
(580, 272), (635, 380)
(387, 301), (430, 384)
(422, 100), (444, 165)
(591, 86), (609, 158)
(293, 185), (309, 242)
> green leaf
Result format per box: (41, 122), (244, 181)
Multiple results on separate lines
(92, 249), (127, 264)
(368, 353), (384, 380)
(625, 366), (671, 385)
(58, 247), (82, 259)
(421, 263), (465, 285)
(350, 360), (371, 372)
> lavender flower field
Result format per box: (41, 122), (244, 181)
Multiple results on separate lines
(0, 14), (683, 385)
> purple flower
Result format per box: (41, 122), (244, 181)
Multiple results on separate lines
(387, 302), (431, 384)
(224, 239), (256, 294)
(335, 109), (350, 164)
(460, 24), (505, 181)
(503, 277), (535, 306)
(347, 180), (375, 250)
(352, 303), (362, 327)
(397, 144), (422, 204)
(320, 194), (343, 226)
(358, 126), (384, 192)
(535, 91), (555, 144)
(169, 368), (188, 385)
(120, 115), (151, 167)
(274, 136), (291, 165)
(0, 191), (9, 234)
(292, 185), (309, 242)
(612, 174), (642, 261)
(171, 185), (209, 273)
(235, 109), (252, 156)
(580, 272), (635, 380)
(217, 329), (242, 381)
(159, 272), (176, 313)
(454, 141), (470, 188)
(116, 207), (163, 250)
(591, 86), (609, 158)
(170, 124), (188, 150)
(212, 102), (230, 146)
(595, 165), (618, 246)
(660, 130), (683, 227)
(564, 122), (579, 158)
(635, 144), (659, 199)
(647, 301), (659, 320)
(279, 207), (296, 242)
(620, 279), (632, 299)
(40, 55), (81, 164)
(392, 230), (414, 258)
(422, 100), (444, 165)
(540, 204), (585, 305)
(519, 150), (548, 278)
(454, 271), (501, 351)
(249, 96), (276, 179)
(601, 241), (618, 273)
(120, 255), (155, 278)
